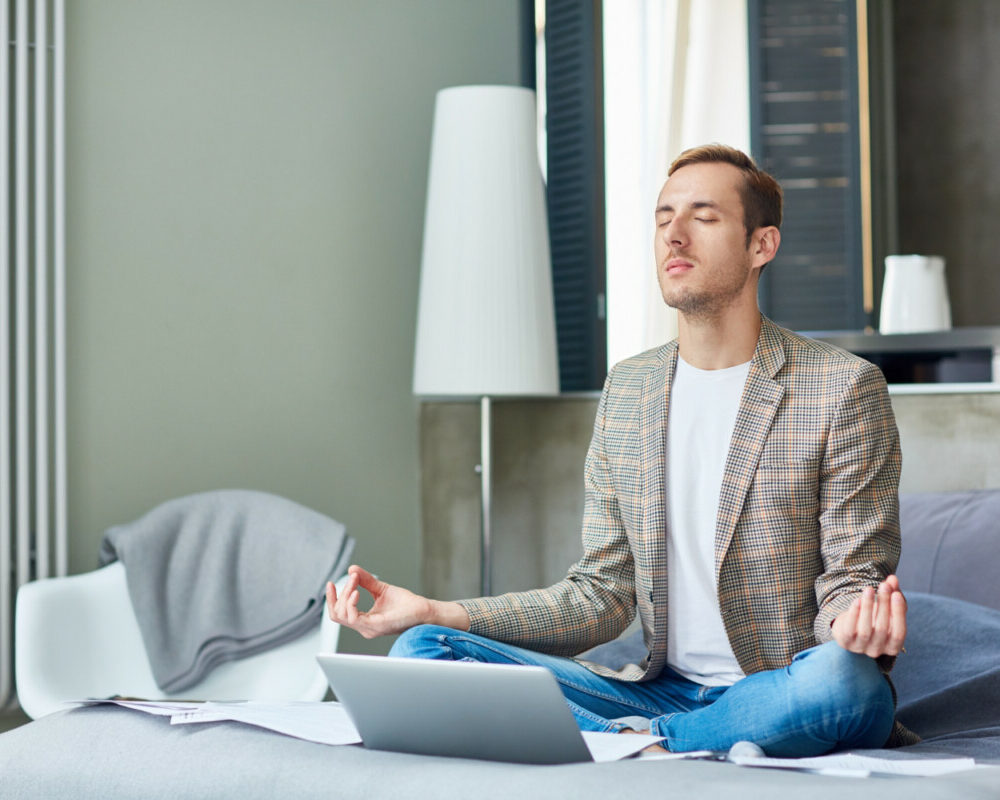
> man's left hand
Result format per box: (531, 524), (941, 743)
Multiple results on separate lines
(831, 574), (907, 658)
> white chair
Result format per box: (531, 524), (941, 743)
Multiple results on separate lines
(15, 562), (346, 719)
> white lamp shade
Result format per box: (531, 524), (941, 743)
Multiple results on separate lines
(413, 86), (559, 397)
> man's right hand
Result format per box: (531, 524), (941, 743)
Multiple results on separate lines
(326, 565), (471, 639)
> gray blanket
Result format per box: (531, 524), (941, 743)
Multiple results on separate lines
(99, 490), (354, 693)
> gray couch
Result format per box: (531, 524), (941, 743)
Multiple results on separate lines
(1, 490), (999, 799)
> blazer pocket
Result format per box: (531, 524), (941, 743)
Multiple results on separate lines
(749, 458), (820, 524)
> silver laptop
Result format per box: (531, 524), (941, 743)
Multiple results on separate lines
(316, 653), (593, 764)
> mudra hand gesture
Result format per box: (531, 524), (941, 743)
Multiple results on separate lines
(326, 565), (469, 639)
(830, 574), (907, 658)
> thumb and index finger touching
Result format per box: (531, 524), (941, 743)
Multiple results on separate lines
(326, 564), (384, 604)
(347, 564), (384, 595)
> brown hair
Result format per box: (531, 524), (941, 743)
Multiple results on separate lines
(668, 144), (783, 246)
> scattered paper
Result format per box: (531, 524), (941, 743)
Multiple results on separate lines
(69, 700), (979, 775)
(66, 698), (361, 747)
(68, 699), (661, 761)
(729, 752), (979, 778)
(581, 731), (666, 762)
(66, 699), (206, 717)
(170, 701), (362, 746)
(637, 749), (717, 761)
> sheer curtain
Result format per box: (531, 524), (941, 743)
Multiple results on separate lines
(604, 0), (750, 367)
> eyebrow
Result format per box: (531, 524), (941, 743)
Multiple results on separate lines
(655, 200), (722, 214)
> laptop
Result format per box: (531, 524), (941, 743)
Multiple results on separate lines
(316, 653), (593, 764)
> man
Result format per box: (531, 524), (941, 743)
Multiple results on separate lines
(327, 144), (913, 754)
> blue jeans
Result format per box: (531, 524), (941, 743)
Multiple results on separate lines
(389, 625), (895, 756)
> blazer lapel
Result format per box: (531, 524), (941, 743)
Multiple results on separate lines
(714, 317), (786, 574)
(639, 342), (676, 674)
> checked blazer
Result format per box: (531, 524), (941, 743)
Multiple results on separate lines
(458, 316), (903, 684)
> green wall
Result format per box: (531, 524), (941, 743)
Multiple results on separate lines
(64, 0), (521, 654)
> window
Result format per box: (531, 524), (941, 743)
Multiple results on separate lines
(537, 0), (876, 389)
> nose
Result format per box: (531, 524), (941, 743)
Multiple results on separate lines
(662, 215), (688, 249)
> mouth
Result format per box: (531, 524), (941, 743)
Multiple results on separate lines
(665, 258), (694, 276)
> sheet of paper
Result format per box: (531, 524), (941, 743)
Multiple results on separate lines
(169, 701), (362, 746)
(581, 731), (666, 762)
(729, 752), (979, 778)
(65, 699), (207, 717)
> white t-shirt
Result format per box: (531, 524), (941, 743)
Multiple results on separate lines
(666, 355), (751, 686)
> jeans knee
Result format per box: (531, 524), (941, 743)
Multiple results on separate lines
(792, 642), (893, 725)
(820, 643), (887, 701)
(388, 624), (451, 659)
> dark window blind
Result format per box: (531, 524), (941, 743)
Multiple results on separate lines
(749, 0), (869, 332)
(545, 0), (607, 391)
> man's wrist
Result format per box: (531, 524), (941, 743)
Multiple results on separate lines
(427, 599), (471, 631)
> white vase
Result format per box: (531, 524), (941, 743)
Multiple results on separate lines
(879, 255), (952, 334)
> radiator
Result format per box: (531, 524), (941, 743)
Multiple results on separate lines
(2, 0), (68, 711)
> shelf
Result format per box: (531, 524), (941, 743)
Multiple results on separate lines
(805, 327), (1000, 385)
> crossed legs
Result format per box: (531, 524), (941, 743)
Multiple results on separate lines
(389, 625), (895, 756)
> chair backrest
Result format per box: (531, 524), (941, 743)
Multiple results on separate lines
(15, 562), (344, 719)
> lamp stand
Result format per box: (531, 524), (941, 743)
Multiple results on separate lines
(476, 396), (493, 597)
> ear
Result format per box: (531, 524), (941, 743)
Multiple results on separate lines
(750, 226), (780, 270)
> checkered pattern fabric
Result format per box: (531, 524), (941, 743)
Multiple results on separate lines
(459, 316), (902, 682)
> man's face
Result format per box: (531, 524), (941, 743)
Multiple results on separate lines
(653, 162), (760, 318)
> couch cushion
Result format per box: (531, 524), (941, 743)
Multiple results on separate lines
(897, 490), (1000, 612)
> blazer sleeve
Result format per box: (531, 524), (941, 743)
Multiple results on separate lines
(456, 369), (637, 656)
(812, 360), (902, 670)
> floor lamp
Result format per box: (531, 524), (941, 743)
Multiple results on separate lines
(412, 86), (559, 597)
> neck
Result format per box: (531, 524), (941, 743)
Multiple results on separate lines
(677, 301), (762, 370)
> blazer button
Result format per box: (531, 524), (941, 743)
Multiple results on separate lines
(649, 590), (654, 602)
